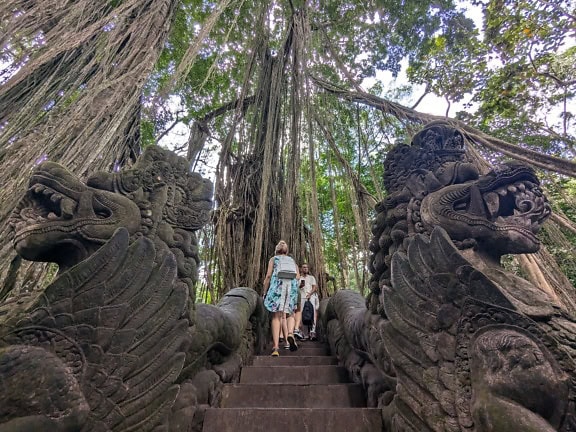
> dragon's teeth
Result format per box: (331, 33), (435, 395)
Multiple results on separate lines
(32, 184), (45, 193)
(50, 194), (62, 203)
(60, 198), (76, 219)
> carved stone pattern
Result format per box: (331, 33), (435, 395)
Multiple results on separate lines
(326, 121), (570, 432)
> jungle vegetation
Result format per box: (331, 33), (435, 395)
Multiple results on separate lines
(0, 0), (575, 310)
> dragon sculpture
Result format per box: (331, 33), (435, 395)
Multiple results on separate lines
(10, 145), (213, 295)
(1, 146), (265, 432)
(322, 122), (576, 431)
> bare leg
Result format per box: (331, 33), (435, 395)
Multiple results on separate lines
(281, 314), (289, 342)
(271, 311), (282, 350)
(294, 309), (302, 334)
(294, 289), (303, 337)
(287, 314), (296, 335)
(286, 313), (298, 351)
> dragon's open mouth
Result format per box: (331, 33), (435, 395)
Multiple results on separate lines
(452, 179), (550, 235)
(11, 184), (75, 234)
(11, 181), (112, 240)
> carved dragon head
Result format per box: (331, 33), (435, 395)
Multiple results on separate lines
(369, 122), (551, 301)
(10, 146), (213, 288)
(10, 162), (141, 269)
(421, 161), (551, 258)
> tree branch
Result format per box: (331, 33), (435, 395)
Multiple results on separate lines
(155, 109), (185, 143)
(528, 49), (576, 87)
(319, 27), (365, 93)
(311, 75), (576, 177)
(312, 108), (377, 208)
(199, 94), (256, 123)
(410, 85), (429, 110)
(539, 0), (576, 22)
(550, 213), (576, 236)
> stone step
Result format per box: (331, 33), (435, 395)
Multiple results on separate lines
(269, 339), (327, 350)
(272, 339), (325, 346)
(274, 346), (328, 356)
(293, 341), (325, 349)
(240, 365), (349, 384)
(252, 355), (337, 366)
(220, 383), (366, 408)
(292, 339), (322, 345)
(202, 408), (383, 432)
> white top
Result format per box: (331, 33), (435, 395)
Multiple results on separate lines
(300, 274), (317, 298)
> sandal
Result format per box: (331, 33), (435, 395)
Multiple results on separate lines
(287, 334), (298, 352)
(271, 348), (280, 357)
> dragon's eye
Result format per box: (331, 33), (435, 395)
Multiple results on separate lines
(95, 209), (111, 219)
(94, 200), (112, 219)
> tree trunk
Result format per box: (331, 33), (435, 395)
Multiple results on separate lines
(328, 158), (349, 289)
(0, 0), (178, 299)
(347, 183), (368, 295)
(304, 103), (327, 298)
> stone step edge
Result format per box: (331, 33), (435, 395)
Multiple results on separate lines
(205, 407), (380, 412)
(243, 365), (344, 369)
(224, 383), (361, 388)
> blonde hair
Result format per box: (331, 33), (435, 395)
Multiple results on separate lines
(275, 240), (288, 254)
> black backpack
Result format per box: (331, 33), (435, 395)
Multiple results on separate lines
(302, 299), (314, 325)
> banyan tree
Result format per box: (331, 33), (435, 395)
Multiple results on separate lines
(1, 0), (575, 310)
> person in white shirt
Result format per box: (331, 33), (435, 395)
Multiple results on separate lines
(294, 263), (319, 340)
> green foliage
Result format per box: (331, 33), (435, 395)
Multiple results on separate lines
(196, 283), (213, 304)
(406, 6), (486, 103)
(501, 254), (528, 280)
(545, 175), (576, 223)
(137, 0), (576, 293)
(143, 0), (575, 155)
(140, 119), (156, 148)
(538, 174), (576, 286)
(540, 226), (576, 288)
(463, 0), (576, 150)
(481, 0), (571, 59)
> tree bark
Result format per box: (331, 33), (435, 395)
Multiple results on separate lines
(304, 103), (327, 298)
(0, 0), (178, 298)
(327, 157), (349, 289)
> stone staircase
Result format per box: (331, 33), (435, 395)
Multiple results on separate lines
(203, 340), (383, 431)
